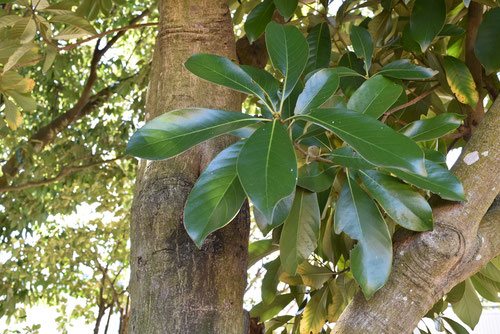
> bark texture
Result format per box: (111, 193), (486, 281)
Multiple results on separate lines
(333, 98), (500, 334)
(129, 1), (250, 333)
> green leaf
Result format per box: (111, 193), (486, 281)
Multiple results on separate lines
(442, 317), (470, 334)
(237, 120), (297, 221)
(329, 146), (376, 170)
(301, 286), (329, 334)
(409, 0), (446, 52)
(50, 14), (97, 35)
(470, 274), (500, 302)
(250, 293), (294, 322)
(5, 90), (36, 111)
(400, 113), (464, 142)
(359, 170), (433, 231)
(244, 0), (275, 43)
(185, 54), (269, 107)
(183, 141), (246, 247)
(378, 59), (438, 80)
(295, 108), (426, 175)
(262, 258), (282, 304)
(294, 69), (340, 115)
(265, 22), (309, 101)
(240, 65), (280, 111)
(474, 8), (500, 73)
(297, 161), (336, 193)
(248, 239), (279, 268)
(338, 52), (365, 98)
(126, 108), (261, 160)
(334, 176), (392, 298)
(274, 0), (298, 20)
(347, 75), (403, 119)
(42, 46), (57, 74)
(297, 262), (333, 290)
(443, 56), (479, 108)
(389, 159), (465, 201)
(280, 189), (320, 274)
(3, 96), (22, 130)
(439, 24), (465, 37)
(254, 194), (294, 235)
(350, 25), (373, 74)
(480, 262), (500, 282)
(305, 23), (331, 74)
(19, 17), (36, 44)
(0, 15), (23, 29)
(452, 279), (482, 329)
(3, 42), (36, 73)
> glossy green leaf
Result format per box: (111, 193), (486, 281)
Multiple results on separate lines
(266, 22), (309, 100)
(334, 176), (392, 298)
(474, 8), (500, 73)
(471, 274), (500, 302)
(443, 56), (479, 108)
(297, 162), (336, 193)
(241, 65), (280, 111)
(126, 108), (261, 160)
(389, 159), (465, 201)
(294, 69), (340, 115)
(447, 281), (466, 303)
(297, 262), (334, 290)
(280, 189), (320, 274)
(244, 0), (275, 43)
(359, 170), (433, 231)
(184, 141), (246, 247)
(350, 25), (373, 74)
(480, 262), (500, 283)
(248, 239), (279, 268)
(442, 317), (470, 334)
(400, 113), (464, 142)
(452, 279), (482, 329)
(378, 60), (438, 80)
(237, 120), (297, 221)
(338, 52), (365, 98)
(274, 0), (298, 20)
(347, 75), (403, 119)
(185, 54), (269, 105)
(409, 0), (446, 52)
(250, 293), (294, 322)
(262, 258), (282, 304)
(329, 146), (376, 170)
(254, 194), (294, 235)
(295, 108), (426, 175)
(439, 24), (465, 37)
(301, 286), (329, 334)
(305, 22), (331, 74)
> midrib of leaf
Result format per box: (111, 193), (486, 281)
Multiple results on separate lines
(264, 121), (277, 214)
(356, 84), (391, 115)
(279, 26), (290, 113)
(347, 176), (364, 241)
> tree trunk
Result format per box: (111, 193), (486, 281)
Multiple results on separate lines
(129, 1), (250, 333)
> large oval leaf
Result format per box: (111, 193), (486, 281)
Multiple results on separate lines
(250, 293), (294, 322)
(237, 120), (297, 221)
(248, 239), (279, 268)
(474, 8), (500, 73)
(240, 65), (280, 111)
(347, 75), (403, 119)
(254, 193), (294, 235)
(451, 279), (482, 329)
(334, 176), (392, 299)
(185, 54), (268, 105)
(265, 22), (309, 101)
(400, 113), (464, 142)
(262, 258), (281, 304)
(338, 52), (365, 98)
(378, 59), (438, 80)
(295, 108), (426, 175)
(297, 161), (336, 193)
(388, 159), (465, 201)
(294, 68), (340, 115)
(409, 0), (446, 52)
(126, 108), (262, 160)
(244, 0), (275, 43)
(184, 141), (247, 247)
(443, 56), (479, 108)
(305, 22), (331, 74)
(280, 189), (320, 274)
(359, 170), (433, 231)
(300, 286), (329, 334)
(350, 25), (373, 74)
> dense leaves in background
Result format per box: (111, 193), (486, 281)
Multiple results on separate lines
(1, 0), (499, 333)
(0, 0), (155, 332)
(129, 0), (500, 333)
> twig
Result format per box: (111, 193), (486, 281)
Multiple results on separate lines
(381, 84), (440, 123)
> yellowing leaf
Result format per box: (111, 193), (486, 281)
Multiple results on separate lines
(443, 56), (478, 108)
(3, 96), (22, 130)
(300, 286), (329, 334)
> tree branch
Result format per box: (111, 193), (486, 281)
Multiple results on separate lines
(0, 157), (124, 193)
(333, 97), (500, 334)
(381, 85), (440, 123)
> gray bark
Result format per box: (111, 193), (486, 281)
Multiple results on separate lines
(129, 1), (249, 333)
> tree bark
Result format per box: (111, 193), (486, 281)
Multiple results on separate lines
(129, 1), (250, 333)
(333, 98), (500, 334)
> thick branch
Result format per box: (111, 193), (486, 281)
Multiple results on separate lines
(333, 97), (500, 334)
